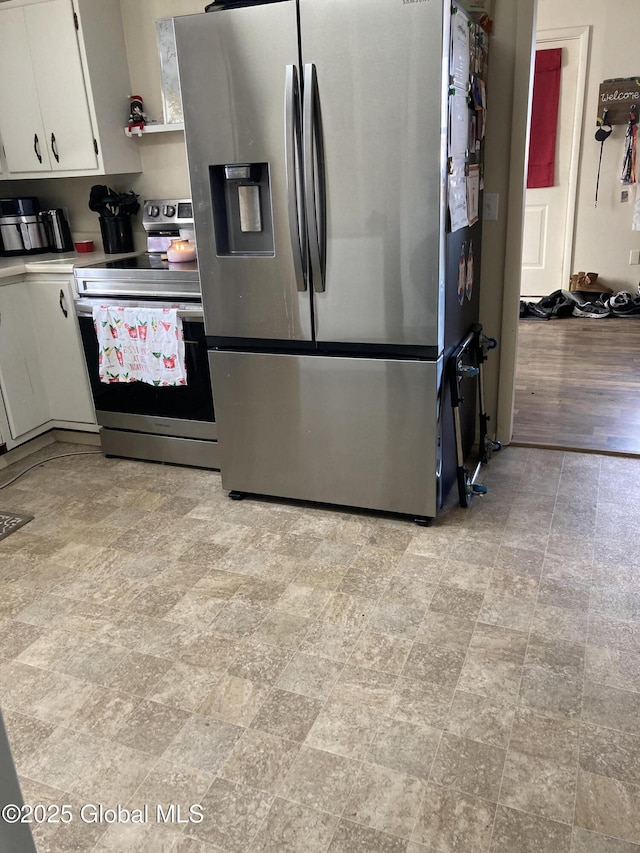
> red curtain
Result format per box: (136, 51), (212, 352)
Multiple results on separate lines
(527, 48), (562, 189)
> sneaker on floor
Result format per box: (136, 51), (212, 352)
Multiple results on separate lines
(563, 289), (588, 305)
(525, 301), (551, 319)
(535, 289), (575, 317)
(611, 295), (640, 316)
(609, 291), (634, 311)
(590, 294), (613, 310)
(572, 301), (611, 318)
(555, 289), (588, 316)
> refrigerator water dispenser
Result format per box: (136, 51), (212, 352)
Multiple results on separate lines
(210, 162), (274, 255)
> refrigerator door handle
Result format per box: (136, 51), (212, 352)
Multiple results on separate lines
(285, 64), (306, 292)
(303, 63), (326, 293)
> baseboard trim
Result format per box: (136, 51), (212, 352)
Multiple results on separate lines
(510, 440), (640, 459)
(0, 433), (57, 470)
(52, 429), (101, 448)
(0, 429), (102, 471)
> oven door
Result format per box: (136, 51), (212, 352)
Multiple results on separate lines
(76, 298), (216, 448)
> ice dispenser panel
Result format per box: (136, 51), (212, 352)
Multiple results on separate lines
(210, 163), (274, 256)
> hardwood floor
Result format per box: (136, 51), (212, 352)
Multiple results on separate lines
(512, 316), (640, 455)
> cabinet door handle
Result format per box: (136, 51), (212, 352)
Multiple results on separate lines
(59, 289), (68, 318)
(51, 133), (60, 163)
(33, 133), (42, 164)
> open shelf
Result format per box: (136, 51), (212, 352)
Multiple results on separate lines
(124, 123), (184, 138)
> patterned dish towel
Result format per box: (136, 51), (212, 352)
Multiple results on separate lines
(93, 306), (187, 385)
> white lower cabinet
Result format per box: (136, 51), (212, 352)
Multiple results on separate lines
(0, 281), (50, 441)
(0, 275), (97, 450)
(28, 278), (96, 426)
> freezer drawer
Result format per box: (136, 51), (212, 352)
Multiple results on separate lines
(211, 351), (443, 518)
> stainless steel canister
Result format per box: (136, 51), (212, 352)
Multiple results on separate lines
(41, 209), (73, 253)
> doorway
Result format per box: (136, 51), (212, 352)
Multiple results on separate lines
(506, 23), (640, 457)
(520, 27), (589, 298)
(512, 317), (640, 454)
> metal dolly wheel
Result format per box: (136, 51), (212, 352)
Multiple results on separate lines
(448, 323), (501, 508)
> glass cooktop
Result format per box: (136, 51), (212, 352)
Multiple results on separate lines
(74, 252), (199, 283)
(74, 252), (201, 295)
(85, 253), (198, 273)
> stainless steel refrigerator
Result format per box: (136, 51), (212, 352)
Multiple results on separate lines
(175, 0), (487, 521)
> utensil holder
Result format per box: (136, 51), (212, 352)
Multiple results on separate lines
(99, 215), (134, 254)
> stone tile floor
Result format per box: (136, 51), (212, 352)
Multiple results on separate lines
(0, 443), (639, 851)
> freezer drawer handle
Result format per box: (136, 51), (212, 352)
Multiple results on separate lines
(303, 63), (327, 293)
(285, 64), (306, 292)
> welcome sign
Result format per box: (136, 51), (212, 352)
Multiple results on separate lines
(598, 77), (640, 125)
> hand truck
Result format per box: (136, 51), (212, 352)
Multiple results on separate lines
(448, 323), (501, 508)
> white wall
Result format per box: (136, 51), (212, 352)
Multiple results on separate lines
(538, 0), (640, 291)
(479, 0), (537, 443)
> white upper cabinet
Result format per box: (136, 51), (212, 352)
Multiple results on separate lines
(0, 6), (50, 173)
(0, 0), (141, 180)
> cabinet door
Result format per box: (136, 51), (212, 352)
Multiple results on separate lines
(25, 0), (98, 172)
(28, 279), (96, 425)
(0, 284), (50, 440)
(0, 7), (51, 173)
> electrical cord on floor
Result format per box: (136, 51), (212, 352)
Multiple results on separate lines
(0, 450), (103, 490)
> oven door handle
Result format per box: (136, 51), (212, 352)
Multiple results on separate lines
(75, 303), (204, 322)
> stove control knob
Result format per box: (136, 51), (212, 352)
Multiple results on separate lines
(146, 205), (160, 218)
(163, 205), (176, 217)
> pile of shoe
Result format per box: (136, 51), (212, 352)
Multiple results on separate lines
(520, 289), (596, 320)
(521, 286), (640, 320)
(567, 270), (612, 317)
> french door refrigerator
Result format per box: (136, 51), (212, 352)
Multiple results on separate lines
(174, 0), (485, 521)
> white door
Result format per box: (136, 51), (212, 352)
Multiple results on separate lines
(0, 0), (97, 176)
(0, 6), (52, 173)
(521, 34), (583, 298)
(0, 283), (50, 440)
(25, 0), (98, 173)
(28, 279), (97, 425)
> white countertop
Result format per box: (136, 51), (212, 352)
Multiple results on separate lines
(0, 250), (141, 280)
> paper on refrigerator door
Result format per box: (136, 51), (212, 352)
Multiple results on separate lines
(451, 15), (470, 90)
(449, 92), (469, 159)
(466, 164), (480, 226)
(448, 159), (469, 233)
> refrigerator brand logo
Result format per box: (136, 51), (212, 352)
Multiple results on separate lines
(402, 0), (430, 4)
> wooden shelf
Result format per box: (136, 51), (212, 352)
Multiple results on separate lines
(124, 122), (184, 138)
